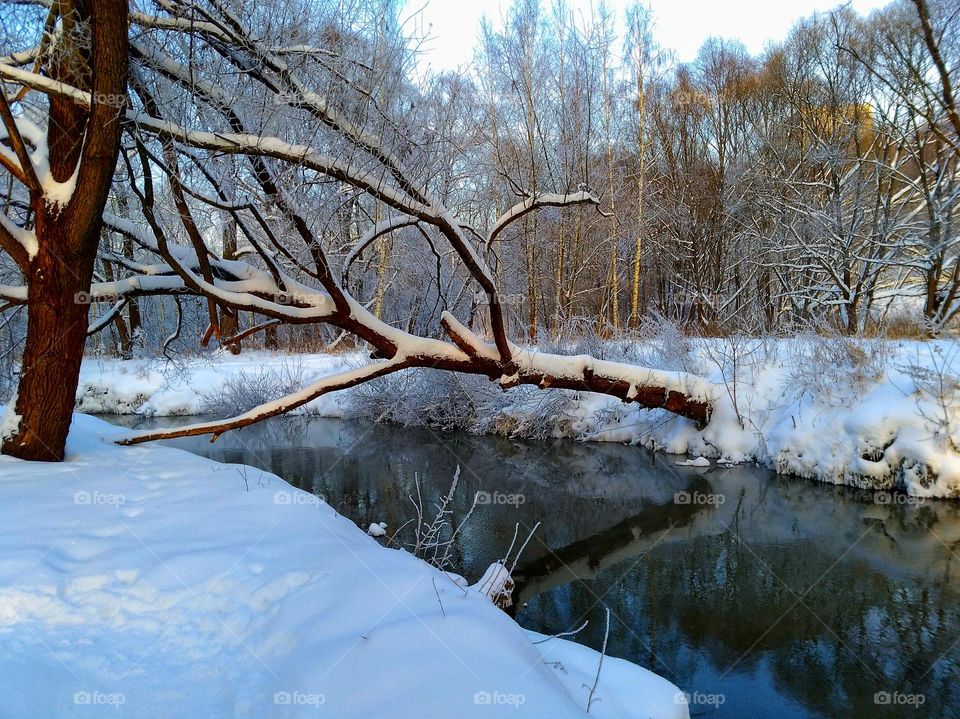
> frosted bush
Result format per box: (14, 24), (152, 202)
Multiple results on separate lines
(200, 361), (305, 416)
(348, 369), (494, 429)
(898, 344), (960, 452)
(630, 313), (695, 372)
(478, 386), (577, 440)
(790, 332), (890, 403)
(347, 366), (577, 439)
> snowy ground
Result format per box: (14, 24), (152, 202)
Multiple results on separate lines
(73, 336), (960, 497)
(0, 413), (686, 719)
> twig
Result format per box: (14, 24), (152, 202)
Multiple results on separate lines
(586, 608), (610, 713)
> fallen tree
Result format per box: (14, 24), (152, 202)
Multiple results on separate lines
(0, 0), (714, 456)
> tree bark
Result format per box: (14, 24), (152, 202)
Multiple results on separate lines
(2, 0), (128, 462)
(6, 236), (100, 460)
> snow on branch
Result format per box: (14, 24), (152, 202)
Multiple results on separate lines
(486, 191), (606, 249)
(341, 215), (418, 282)
(0, 3), (718, 448)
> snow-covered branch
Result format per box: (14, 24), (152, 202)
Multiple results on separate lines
(486, 191), (605, 249)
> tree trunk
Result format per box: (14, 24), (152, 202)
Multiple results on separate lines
(1, 0), (128, 462)
(4, 232), (99, 460)
(265, 324), (279, 350)
(220, 217), (241, 354)
(121, 203), (141, 356)
(100, 257), (132, 356)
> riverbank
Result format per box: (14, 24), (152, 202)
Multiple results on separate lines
(73, 336), (960, 496)
(0, 412), (685, 718)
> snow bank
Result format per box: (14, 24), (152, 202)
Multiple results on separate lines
(76, 351), (360, 417)
(578, 337), (960, 498)
(74, 338), (960, 496)
(527, 631), (689, 719)
(0, 413), (686, 719)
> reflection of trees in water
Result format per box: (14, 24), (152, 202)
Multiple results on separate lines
(517, 503), (960, 719)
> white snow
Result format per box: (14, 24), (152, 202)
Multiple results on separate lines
(366, 522), (387, 537)
(0, 389), (20, 441)
(526, 631), (689, 719)
(470, 561), (515, 609)
(675, 457), (710, 468)
(0, 412), (686, 719)
(76, 351), (361, 417)
(0, 212), (38, 260)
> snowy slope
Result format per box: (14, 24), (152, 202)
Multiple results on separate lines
(0, 413), (685, 719)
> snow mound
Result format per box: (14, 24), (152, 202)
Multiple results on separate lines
(75, 351), (360, 417)
(675, 457), (710, 467)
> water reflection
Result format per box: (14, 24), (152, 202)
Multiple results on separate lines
(105, 414), (960, 719)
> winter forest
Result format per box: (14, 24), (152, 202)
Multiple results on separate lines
(1, 0), (960, 717)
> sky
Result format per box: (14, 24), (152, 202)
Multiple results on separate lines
(402, 0), (893, 73)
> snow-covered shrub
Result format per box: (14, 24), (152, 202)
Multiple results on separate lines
(347, 365), (577, 438)
(630, 313), (695, 372)
(876, 310), (927, 339)
(394, 466), (476, 573)
(899, 344), (960, 452)
(200, 361), (305, 416)
(790, 332), (890, 404)
(697, 333), (776, 429)
(477, 386), (577, 440)
(388, 466), (536, 611)
(348, 368), (496, 429)
(538, 314), (692, 370)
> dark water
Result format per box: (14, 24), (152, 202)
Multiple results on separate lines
(103, 414), (960, 719)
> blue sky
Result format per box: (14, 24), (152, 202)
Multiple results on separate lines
(403, 0), (893, 72)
